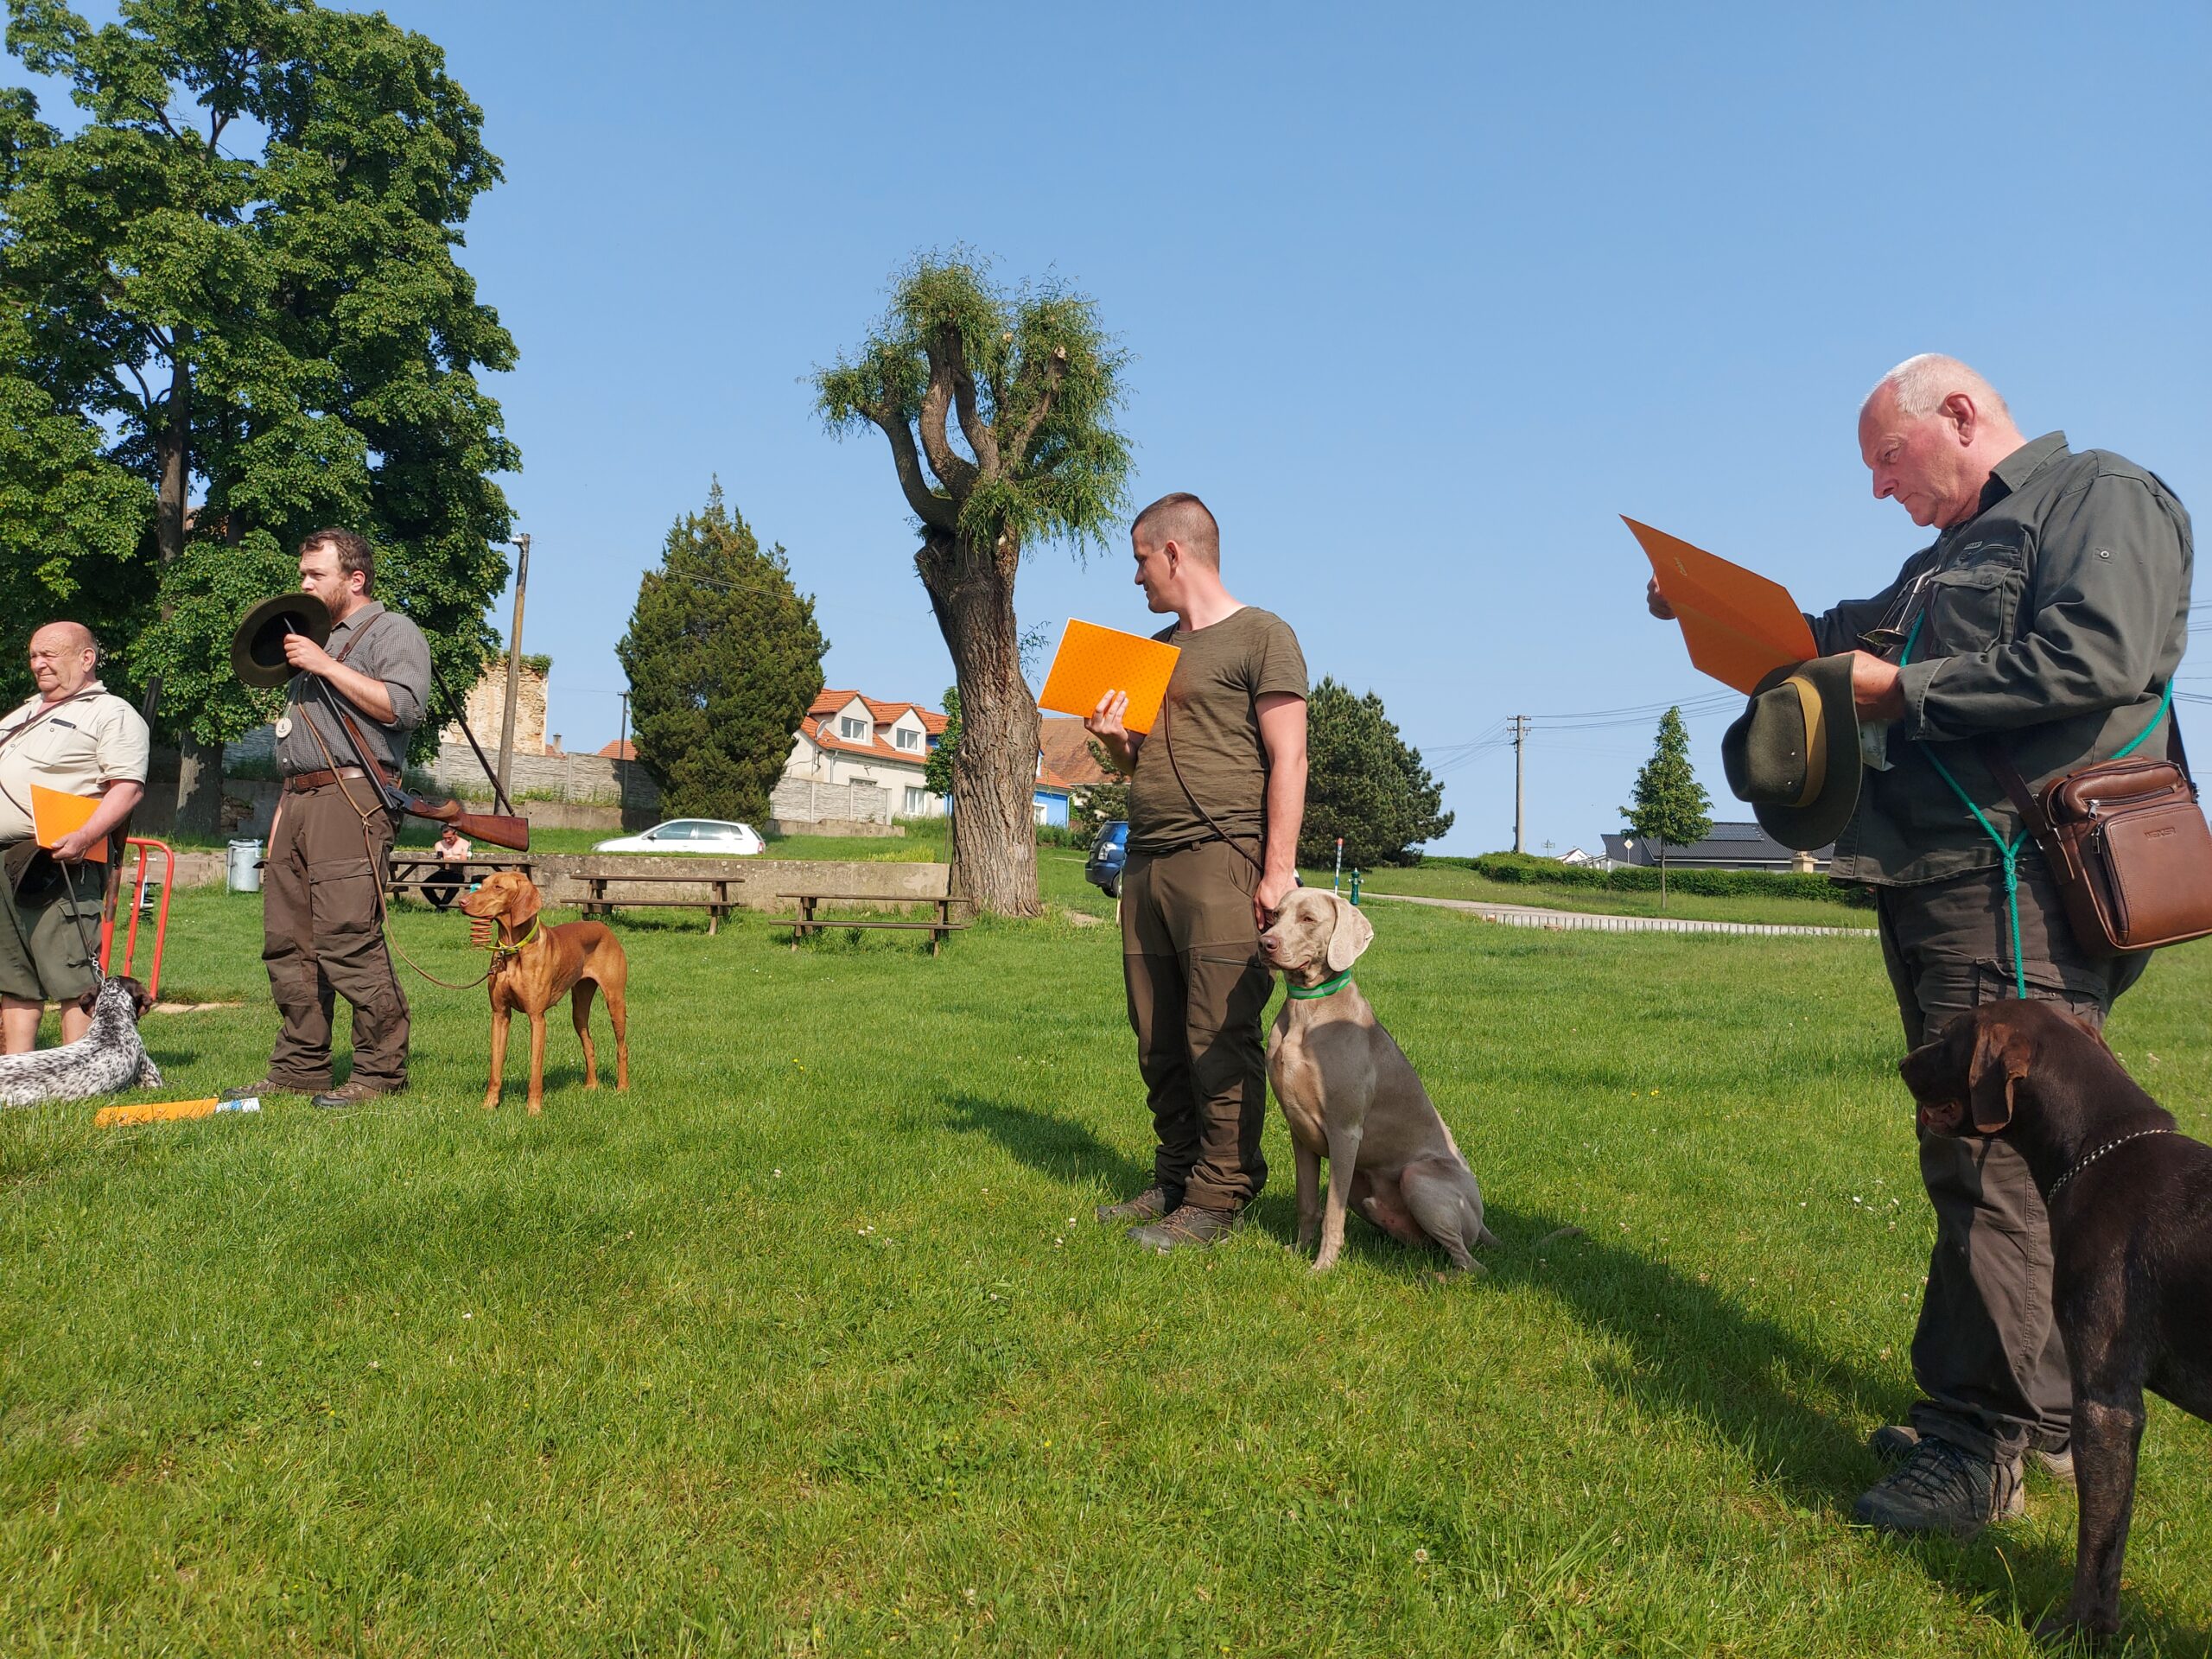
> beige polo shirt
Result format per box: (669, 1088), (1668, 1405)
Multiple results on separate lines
(0, 683), (152, 845)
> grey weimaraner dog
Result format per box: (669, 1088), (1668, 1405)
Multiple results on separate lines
(1260, 888), (1497, 1273)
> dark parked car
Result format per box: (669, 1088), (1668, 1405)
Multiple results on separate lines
(1085, 820), (1128, 898)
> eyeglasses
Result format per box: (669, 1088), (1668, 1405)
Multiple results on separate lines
(1858, 568), (1935, 658)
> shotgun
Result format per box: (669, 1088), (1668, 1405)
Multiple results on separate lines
(324, 699), (531, 851)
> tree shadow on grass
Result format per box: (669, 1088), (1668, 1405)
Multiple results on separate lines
(1466, 1201), (2204, 1654)
(934, 1093), (1150, 1199)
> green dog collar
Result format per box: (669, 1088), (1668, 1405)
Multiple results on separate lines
(1286, 969), (1354, 1001)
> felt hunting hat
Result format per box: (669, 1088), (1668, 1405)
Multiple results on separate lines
(1720, 653), (1861, 851)
(231, 592), (330, 689)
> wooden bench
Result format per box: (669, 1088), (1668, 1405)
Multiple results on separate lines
(580, 872), (741, 935)
(385, 855), (538, 904)
(774, 892), (969, 955)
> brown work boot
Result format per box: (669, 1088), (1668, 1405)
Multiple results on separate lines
(311, 1078), (406, 1111)
(1128, 1203), (1240, 1253)
(1096, 1183), (1183, 1224)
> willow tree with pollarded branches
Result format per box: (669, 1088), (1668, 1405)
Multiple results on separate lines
(817, 255), (1131, 916)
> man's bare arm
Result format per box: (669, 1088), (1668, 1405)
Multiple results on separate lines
(1255, 691), (1307, 926)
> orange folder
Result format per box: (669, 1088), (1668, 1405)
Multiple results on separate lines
(1624, 518), (1819, 695)
(1037, 620), (1180, 734)
(30, 784), (107, 862)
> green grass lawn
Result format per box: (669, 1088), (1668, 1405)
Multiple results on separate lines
(4, 881), (2209, 1655)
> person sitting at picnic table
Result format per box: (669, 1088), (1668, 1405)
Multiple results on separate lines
(423, 825), (472, 911)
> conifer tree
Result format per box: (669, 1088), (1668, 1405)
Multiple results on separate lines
(617, 483), (825, 823)
(1299, 677), (1452, 868)
(1621, 706), (1713, 912)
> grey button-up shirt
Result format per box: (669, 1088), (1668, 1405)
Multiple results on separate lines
(1809, 432), (2193, 887)
(276, 601), (434, 779)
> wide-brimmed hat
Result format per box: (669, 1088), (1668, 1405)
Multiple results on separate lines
(231, 593), (330, 689)
(1720, 653), (1861, 851)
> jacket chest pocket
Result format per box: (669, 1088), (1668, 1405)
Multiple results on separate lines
(1924, 550), (2027, 655)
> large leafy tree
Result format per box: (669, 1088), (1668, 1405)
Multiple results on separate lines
(921, 683), (959, 798)
(0, 0), (518, 831)
(817, 253), (1131, 916)
(1621, 705), (1713, 911)
(1299, 677), (1453, 868)
(617, 481), (825, 824)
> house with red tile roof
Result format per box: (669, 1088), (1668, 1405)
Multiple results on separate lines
(781, 692), (1087, 827)
(784, 690), (952, 820)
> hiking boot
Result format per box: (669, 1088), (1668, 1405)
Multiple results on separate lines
(1870, 1422), (2073, 1484)
(1128, 1203), (1239, 1254)
(1096, 1184), (1183, 1224)
(1853, 1434), (2023, 1538)
(311, 1078), (406, 1111)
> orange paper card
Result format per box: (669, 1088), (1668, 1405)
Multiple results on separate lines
(30, 784), (106, 861)
(1624, 518), (1819, 695)
(1037, 620), (1180, 734)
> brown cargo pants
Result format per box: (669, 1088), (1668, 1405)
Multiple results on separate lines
(1120, 840), (1274, 1211)
(262, 780), (410, 1091)
(1878, 850), (2149, 1464)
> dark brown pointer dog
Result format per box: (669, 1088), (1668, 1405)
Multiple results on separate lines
(1901, 999), (2212, 1643)
(459, 871), (629, 1114)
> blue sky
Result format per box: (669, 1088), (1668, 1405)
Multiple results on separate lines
(22, 3), (2212, 853)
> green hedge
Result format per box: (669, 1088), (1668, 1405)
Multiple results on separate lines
(1428, 851), (1874, 909)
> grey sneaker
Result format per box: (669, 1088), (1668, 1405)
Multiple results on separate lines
(1128, 1203), (1239, 1254)
(1096, 1184), (1183, 1224)
(1869, 1422), (2072, 1484)
(1853, 1435), (2023, 1537)
(311, 1078), (406, 1111)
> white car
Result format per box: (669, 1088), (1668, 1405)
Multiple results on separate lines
(593, 819), (766, 856)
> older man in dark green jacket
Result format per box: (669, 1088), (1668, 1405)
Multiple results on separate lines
(1652, 353), (2193, 1538)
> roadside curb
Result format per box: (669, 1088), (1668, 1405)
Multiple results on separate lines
(1364, 891), (1874, 939)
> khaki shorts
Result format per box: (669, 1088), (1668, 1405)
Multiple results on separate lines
(0, 853), (105, 1003)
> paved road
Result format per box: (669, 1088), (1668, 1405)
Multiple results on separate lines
(1364, 891), (1875, 940)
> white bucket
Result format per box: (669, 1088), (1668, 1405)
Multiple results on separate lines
(226, 839), (264, 893)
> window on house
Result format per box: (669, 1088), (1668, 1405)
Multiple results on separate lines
(904, 787), (931, 816)
(895, 728), (921, 751)
(839, 716), (868, 741)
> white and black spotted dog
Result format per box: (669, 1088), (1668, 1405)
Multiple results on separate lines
(0, 976), (161, 1109)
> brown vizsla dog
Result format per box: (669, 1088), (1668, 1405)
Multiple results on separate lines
(459, 871), (629, 1113)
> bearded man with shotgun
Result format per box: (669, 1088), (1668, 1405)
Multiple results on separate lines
(232, 528), (522, 1109)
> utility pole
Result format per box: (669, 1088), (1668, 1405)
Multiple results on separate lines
(617, 689), (630, 810)
(1511, 714), (1531, 854)
(497, 531), (531, 804)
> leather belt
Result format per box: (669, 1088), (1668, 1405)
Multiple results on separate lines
(283, 764), (393, 794)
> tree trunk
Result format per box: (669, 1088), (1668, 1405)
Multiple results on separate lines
(175, 737), (225, 839)
(155, 347), (205, 829)
(1658, 844), (1668, 913)
(919, 532), (1040, 917)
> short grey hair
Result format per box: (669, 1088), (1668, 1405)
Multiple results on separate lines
(1864, 353), (2012, 423)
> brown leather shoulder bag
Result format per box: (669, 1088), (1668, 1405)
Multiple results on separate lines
(1980, 703), (2212, 957)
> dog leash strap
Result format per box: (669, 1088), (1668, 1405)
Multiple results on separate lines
(1286, 969), (1355, 1001)
(1903, 620), (2029, 1001)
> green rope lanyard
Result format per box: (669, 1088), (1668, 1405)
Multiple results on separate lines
(1902, 616), (2173, 999)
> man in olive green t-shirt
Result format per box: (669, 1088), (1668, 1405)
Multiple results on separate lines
(1085, 493), (1308, 1251)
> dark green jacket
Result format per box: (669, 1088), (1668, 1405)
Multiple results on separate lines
(1808, 432), (2193, 887)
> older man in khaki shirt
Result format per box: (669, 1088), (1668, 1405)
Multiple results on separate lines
(0, 623), (149, 1052)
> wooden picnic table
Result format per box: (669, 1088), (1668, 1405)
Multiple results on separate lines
(775, 891), (969, 955)
(385, 854), (537, 902)
(581, 871), (740, 935)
